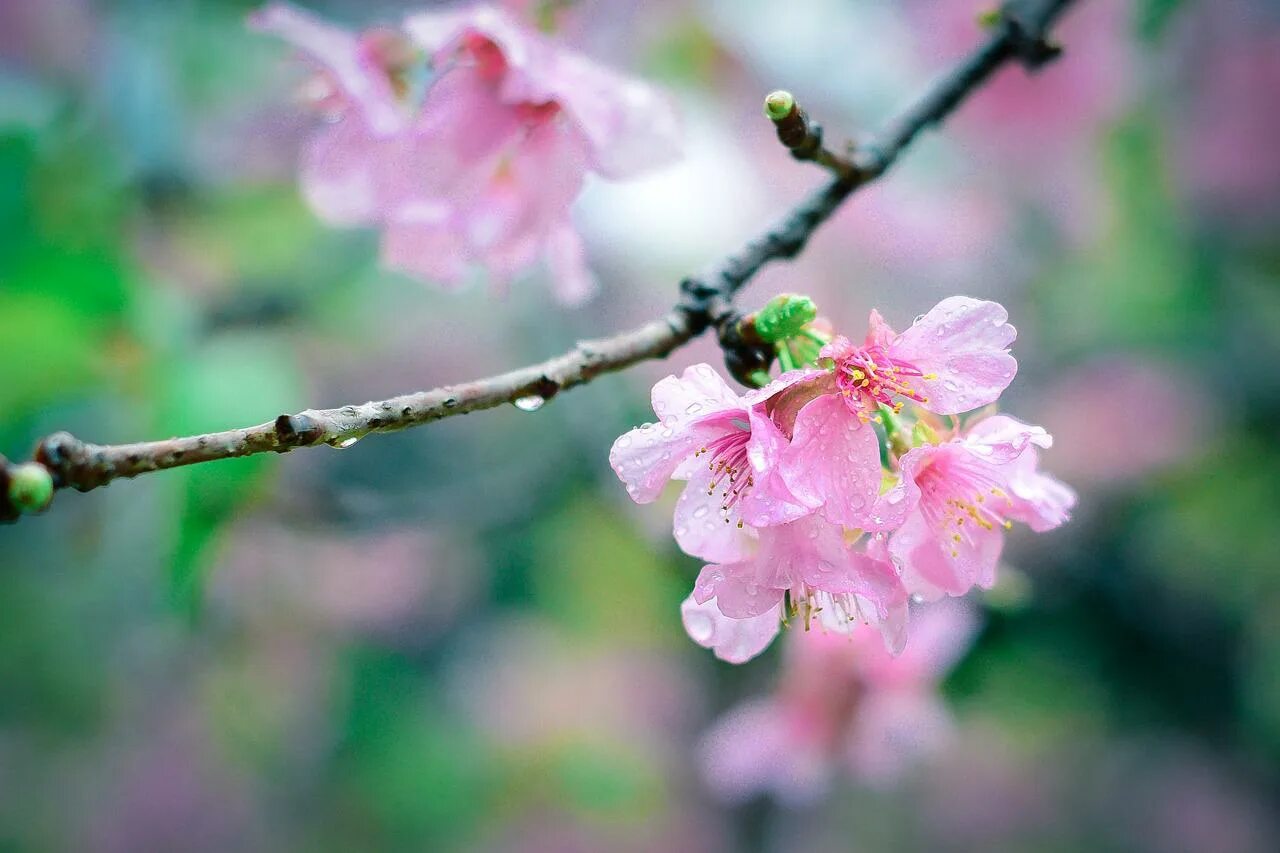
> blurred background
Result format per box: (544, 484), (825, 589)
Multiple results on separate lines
(2, 0), (1279, 850)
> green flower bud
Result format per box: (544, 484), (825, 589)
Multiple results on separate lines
(8, 463), (53, 514)
(754, 293), (818, 343)
(763, 90), (795, 121)
(976, 7), (1002, 28)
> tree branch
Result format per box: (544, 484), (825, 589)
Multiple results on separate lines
(1, 0), (1080, 520)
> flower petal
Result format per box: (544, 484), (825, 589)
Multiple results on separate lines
(999, 447), (1077, 532)
(543, 219), (595, 306)
(251, 1), (404, 134)
(891, 505), (1004, 600)
(681, 595), (781, 664)
(891, 296), (1017, 414)
(962, 413), (1052, 464)
(778, 394), (883, 528)
(403, 4), (681, 179)
(674, 474), (756, 564)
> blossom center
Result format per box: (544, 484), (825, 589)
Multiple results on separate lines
(694, 419), (755, 527)
(834, 345), (934, 417)
(917, 459), (1014, 558)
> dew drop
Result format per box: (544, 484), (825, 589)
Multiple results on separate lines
(685, 402), (703, 415)
(328, 436), (359, 449)
(513, 395), (545, 412)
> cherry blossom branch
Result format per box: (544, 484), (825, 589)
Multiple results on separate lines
(0, 0), (1079, 521)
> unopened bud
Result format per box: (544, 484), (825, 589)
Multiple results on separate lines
(976, 7), (1002, 28)
(763, 90), (796, 121)
(8, 463), (53, 514)
(754, 293), (818, 343)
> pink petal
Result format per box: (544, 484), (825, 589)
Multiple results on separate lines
(818, 334), (856, 362)
(650, 364), (742, 429)
(403, 4), (681, 179)
(695, 563), (785, 619)
(890, 508), (1004, 600)
(739, 366), (828, 407)
(736, 407), (811, 528)
(698, 700), (795, 802)
(778, 394), (883, 528)
(681, 595), (781, 664)
(251, 2), (404, 134)
(673, 473), (756, 564)
(899, 599), (980, 680)
(847, 547), (911, 654)
(962, 414), (1052, 464)
(380, 203), (469, 285)
(299, 117), (385, 225)
(846, 691), (953, 786)
(751, 516), (867, 597)
(609, 419), (721, 504)
(999, 448), (1077, 532)
(543, 219), (595, 306)
(891, 296), (1018, 414)
(864, 308), (897, 348)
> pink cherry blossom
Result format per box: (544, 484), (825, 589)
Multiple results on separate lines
(688, 518), (909, 662)
(252, 2), (681, 304)
(610, 364), (823, 540)
(699, 600), (979, 803)
(822, 296), (1017, 417)
(890, 415), (1075, 600)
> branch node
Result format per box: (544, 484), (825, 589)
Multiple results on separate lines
(1000, 0), (1068, 69)
(273, 413), (323, 448)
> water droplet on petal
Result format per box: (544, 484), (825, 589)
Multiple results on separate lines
(685, 402), (703, 415)
(514, 395), (545, 412)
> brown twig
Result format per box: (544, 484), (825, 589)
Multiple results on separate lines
(1, 0), (1079, 520)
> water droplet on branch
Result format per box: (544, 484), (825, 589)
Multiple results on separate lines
(513, 395), (545, 412)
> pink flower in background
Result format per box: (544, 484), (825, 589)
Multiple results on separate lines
(685, 518), (910, 663)
(823, 296), (1017, 418)
(891, 415), (1075, 600)
(700, 600), (979, 803)
(252, 2), (681, 304)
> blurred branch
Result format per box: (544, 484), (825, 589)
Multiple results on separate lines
(1, 0), (1080, 521)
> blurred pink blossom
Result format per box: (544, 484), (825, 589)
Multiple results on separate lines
(700, 599), (979, 803)
(252, 2), (681, 304)
(1037, 358), (1212, 485)
(1178, 30), (1280, 220)
(210, 522), (473, 637)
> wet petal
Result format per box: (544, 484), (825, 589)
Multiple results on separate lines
(681, 595), (781, 664)
(778, 394), (883, 528)
(891, 296), (1017, 414)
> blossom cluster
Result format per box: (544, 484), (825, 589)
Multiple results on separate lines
(611, 297), (1075, 663)
(251, 2), (680, 304)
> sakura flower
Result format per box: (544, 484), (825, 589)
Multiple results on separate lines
(683, 519), (910, 663)
(610, 363), (899, 560)
(891, 415), (1076, 600)
(699, 600), (979, 803)
(253, 2), (681, 304)
(610, 364), (821, 546)
(822, 296), (1017, 417)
